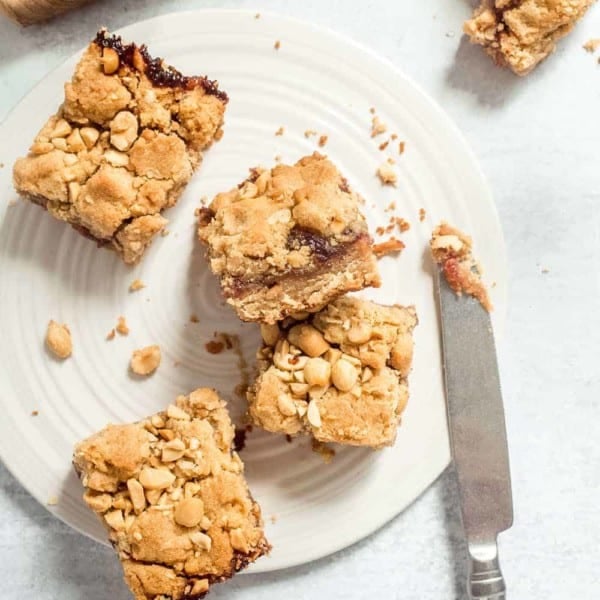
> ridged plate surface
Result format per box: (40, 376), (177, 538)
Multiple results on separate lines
(0, 10), (506, 573)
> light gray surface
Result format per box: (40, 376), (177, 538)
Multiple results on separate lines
(1, 1), (599, 598)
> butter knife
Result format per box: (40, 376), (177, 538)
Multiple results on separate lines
(437, 271), (513, 600)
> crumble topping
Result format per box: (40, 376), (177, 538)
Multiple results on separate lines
(430, 222), (492, 311)
(13, 29), (227, 264)
(73, 388), (269, 600)
(198, 153), (380, 323)
(248, 296), (417, 448)
(464, 0), (595, 75)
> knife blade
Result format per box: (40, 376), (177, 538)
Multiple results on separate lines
(437, 270), (513, 600)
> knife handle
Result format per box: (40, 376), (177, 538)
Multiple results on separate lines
(469, 540), (506, 599)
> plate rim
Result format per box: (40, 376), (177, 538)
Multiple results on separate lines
(0, 7), (506, 573)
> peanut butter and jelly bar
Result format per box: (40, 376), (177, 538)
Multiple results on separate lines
(13, 30), (227, 264)
(73, 388), (269, 599)
(430, 222), (492, 312)
(247, 297), (417, 448)
(198, 153), (381, 323)
(464, 0), (595, 75)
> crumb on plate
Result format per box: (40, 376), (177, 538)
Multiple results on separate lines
(371, 116), (387, 137)
(373, 238), (405, 257)
(116, 316), (129, 335)
(377, 162), (397, 186)
(130, 344), (161, 375)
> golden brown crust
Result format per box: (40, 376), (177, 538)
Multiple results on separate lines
(247, 297), (418, 448)
(430, 222), (493, 312)
(13, 30), (226, 265)
(73, 388), (269, 600)
(198, 153), (381, 323)
(464, 0), (596, 75)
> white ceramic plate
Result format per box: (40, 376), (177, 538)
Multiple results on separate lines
(0, 10), (506, 573)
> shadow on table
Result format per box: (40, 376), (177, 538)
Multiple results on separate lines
(0, 463), (130, 598)
(446, 36), (521, 108)
(437, 467), (469, 600)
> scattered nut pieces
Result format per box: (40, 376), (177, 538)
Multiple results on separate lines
(377, 162), (397, 186)
(371, 116), (387, 137)
(275, 126), (285, 136)
(129, 279), (145, 292)
(106, 328), (116, 340)
(130, 345), (161, 376)
(116, 316), (129, 335)
(399, 141), (406, 154)
(379, 140), (389, 151)
(373, 238), (406, 257)
(419, 208), (426, 222)
(45, 320), (72, 359)
(318, 135), (328, 147)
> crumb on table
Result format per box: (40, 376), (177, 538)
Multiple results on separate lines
(318, 135), (328, 147)
(304, 129), (317, 138)
(45, 320), (72, 359)
(275, 126), (284, 136)
(130, 345), (161, 375)
(274, 40), (281, 50)
(106, 328), (116, 340)
(419, 208), (426, 222)
(583, 38), (600, 52)
(31, 410), (39, 417)
(129, 279), (145, 292)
